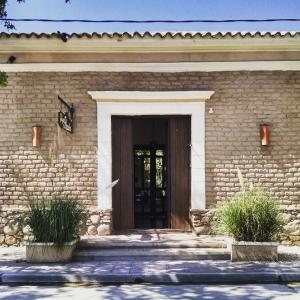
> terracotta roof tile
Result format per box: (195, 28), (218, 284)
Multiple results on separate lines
(0, 31), (300, 39)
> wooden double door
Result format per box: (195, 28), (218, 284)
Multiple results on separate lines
(112, 116), (191, 231)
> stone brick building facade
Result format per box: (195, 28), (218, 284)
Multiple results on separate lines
(0, 32), (300, 245)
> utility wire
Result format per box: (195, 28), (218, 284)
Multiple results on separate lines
(1, 18), (300, 23)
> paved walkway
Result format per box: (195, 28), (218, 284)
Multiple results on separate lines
(1, 284), (300, 300)
(1, 246), (300, 284)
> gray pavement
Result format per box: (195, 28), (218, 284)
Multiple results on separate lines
(1, 246), (300, 284)
(1, 284), (300, 299)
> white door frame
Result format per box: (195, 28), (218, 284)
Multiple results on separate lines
(88, 91), (215, 211)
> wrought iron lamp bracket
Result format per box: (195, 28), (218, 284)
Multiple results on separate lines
(58, 95), (75, 133)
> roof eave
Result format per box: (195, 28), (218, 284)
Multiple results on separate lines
(1, 36), (300, 53)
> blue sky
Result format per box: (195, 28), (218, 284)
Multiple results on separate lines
(4, 0), (300, 33)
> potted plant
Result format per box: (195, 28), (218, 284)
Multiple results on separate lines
(215, 186), (282, 262)
(25, 197), (87, 263)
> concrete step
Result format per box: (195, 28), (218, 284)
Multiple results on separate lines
(78, 240), (227, 249)
(73, 248), (230, 261)
(78, 235), (227, 250)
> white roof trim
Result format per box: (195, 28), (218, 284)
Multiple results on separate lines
(1, 61), (300, 72)
(88, 91), (215, 102)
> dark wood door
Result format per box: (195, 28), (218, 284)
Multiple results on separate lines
(169, 116), (191, 230)
(112, 117), (134, 230)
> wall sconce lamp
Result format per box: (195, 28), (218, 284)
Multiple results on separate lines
(32, 125), (42, 147)
(260, 124), (270, 146)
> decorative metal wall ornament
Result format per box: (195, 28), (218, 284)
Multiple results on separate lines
(58, 95), (75, 133)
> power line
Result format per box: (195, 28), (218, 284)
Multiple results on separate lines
(1, 18), (300, 24)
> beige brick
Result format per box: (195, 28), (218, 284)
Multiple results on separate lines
(0, 71), (299, 221)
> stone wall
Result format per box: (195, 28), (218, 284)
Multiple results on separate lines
(0, 207), (112, 246)
(3, 206), (300, 246)
(280, 208), (300, 246)
(84, 208), (112, 237)
(190, 208), (300, 246)
(0, 207), (29, 246)
(190, 209), (216, 235)
(0, 71), (300, 244)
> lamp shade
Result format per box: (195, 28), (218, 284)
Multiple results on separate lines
(32, 126), (41, 147)
(260, 124), (270, 146)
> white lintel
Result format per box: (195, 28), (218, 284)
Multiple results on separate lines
(88, 90), (215, 102)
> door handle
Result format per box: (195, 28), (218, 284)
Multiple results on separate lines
(111, 179), (120, 189)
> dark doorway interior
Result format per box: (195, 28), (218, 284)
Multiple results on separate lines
(133, 118), (168, 229)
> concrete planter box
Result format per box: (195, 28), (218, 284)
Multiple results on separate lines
(231, 241), (279, 262)
(26, 240), (77, 263)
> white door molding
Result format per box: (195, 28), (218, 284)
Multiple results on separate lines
(89, 90), (215, 211)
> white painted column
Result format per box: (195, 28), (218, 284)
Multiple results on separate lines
(191, 102), (206, 209)
(96, 104), (112, 209)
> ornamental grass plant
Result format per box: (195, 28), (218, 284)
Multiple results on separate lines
(26, 197), (87, 246)
(215, 171), (283, 242)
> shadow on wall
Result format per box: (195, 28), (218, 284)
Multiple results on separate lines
(206, 151), (300, 209)
(8, 125), (75, 205)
